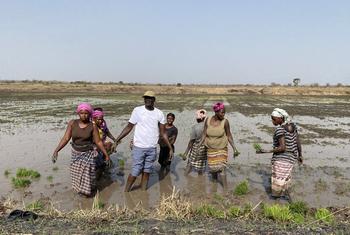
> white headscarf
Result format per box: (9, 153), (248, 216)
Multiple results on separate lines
(271, 108), (291, 125)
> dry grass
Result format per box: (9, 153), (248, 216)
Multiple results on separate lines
(155, 187), (193, 220)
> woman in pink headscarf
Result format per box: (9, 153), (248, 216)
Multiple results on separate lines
(184, 109), (207, 175)
(52, 103), (110, 197)
(200, 102), (238, 185)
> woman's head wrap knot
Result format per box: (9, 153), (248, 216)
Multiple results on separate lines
(271, 108), (291, 125)
(196, 109), (207, 120)
(213, 102), (225, 112)
(76, 103), (93, 114)
(92, 110), (104, 118)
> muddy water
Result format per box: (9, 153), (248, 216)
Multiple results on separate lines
(1, 93), (350, 211)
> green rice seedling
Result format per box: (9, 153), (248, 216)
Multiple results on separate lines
(16, 168), (40, 179)
(213, 193), (224, 202)
(242, 203), (253, 216)
(11, 177), (31, 188)
(315, 208), (334, 224)
(196, 204), (225, 219)
(234, 180), (249, 196)
(178, 153), (187, 160)
(253, 143), (262, 152)
(263, 204), (293, 222)
(233, 149), (240, 157)
(92, 192), (104, 210)
(228, 206), (241, 218)
(46, 175), (53, 182)
(26, 200), (44, 212)
(292, 213), (305, 224)
(52, 166), (59, 171)
(118, 159), (125, 169)
(4, 169), (11, 177)
(289, 201), (308, 215)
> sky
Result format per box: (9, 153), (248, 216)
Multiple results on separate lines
(1, 1), (350, 85)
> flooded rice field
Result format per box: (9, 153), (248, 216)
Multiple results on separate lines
(1, 93), (350, 211)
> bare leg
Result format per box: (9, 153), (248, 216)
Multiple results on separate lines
(124, 174), (137, 192)
(141, 172), (150, 191)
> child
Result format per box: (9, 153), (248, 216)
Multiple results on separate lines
(158, 113), (178, 169)
(92, 107), (117, 156)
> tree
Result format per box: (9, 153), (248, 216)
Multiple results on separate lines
(293, 78), (301, 86)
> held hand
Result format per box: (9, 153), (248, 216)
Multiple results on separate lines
(233, 147), (240, 158)
(129, 140), (133, 150)
(256, 149), (268, 154)
(298, 156), (303, 165)
(105, 157), (113, 168)
(52, 151), (58, 163)
(169, 149), (174, 161)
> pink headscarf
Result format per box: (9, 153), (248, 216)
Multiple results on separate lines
(196, 109), (207, 120)
(76, 103), (93, 114)
(213, 102), (225, 112)
(92, 110), (104, 118)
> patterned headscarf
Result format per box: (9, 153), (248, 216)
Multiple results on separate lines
(213, 102), (225, 112)
(76, 103), (93, 114)
(196, 109), (207, 120)
(271, 108), (291, 125)
(92, 110), (104, 118)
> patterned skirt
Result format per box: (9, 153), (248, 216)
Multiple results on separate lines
(207, 147), (228, 173)
(70, 149), (97, 196)
(271, 160), (294, 197)
(188, 141), (207, 172)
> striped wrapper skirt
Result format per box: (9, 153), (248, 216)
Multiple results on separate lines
(271, 160), (294, 197)
(70, 149), (97, 196)
(188, 141), (207, 172)
(207, 147), (228, 173)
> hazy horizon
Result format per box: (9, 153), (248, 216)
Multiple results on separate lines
(1, 1), (350, 85)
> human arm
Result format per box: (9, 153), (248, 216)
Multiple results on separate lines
(52, 120), (73, 163)
(93, 124), (110, 161)
(198, 118), (208, 146)
(168, 128), (178, 145)
(224, 120), (238, 155)
(258, 136), (286, 154)
(115, 122), (135, 146)
(184, 139), (195, 157)
(159, 124), (174, 160)
(296, 132), (303, 164)
(106, 129), (116, 142)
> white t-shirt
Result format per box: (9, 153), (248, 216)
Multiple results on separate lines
(129, 105), (166, 148)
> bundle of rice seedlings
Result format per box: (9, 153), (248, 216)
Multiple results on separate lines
(16, 168), (40, 179)
(253, 143), (262, 152)
(234, 180), (249, 196)
(314, 208), (334, 224)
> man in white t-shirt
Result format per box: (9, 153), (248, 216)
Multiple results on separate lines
(115, 91), (174, 192)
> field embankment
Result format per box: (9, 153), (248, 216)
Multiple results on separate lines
(1, 81), (350, 96)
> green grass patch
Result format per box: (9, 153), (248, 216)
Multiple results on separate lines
(16, 168), (40, 179)
(46, 175), (53, 182)
(4, 169), (11, 177)
(213, 193), (225, 202)
(118, 159), (125, 168)
(253, 143), (262, 152)
(289, 201), (308, 215)
(234, 180), (249, 196)
(315, 208), (334, 224)
(228, 206), (241, 218)
(196, 204), (225, 219)
(292, 213), (305, 224)
(92, 193), (104, 210)
(263, 204), (293, 222)
(11, 177), (31, 188)
(26, 200), (44, 212)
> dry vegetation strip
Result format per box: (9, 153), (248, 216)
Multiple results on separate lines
(1, 81), (350, 96)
